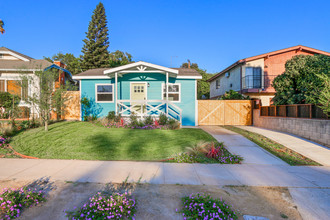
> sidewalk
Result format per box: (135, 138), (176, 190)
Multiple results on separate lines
(238, 126), (330, 166)
(200, 126), (288, 165)
(0, 158), (329, 219)
(0, 158), (329, 187)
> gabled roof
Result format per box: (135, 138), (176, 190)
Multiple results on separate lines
(73, 61), (202, 79)
(208, 45), (330, 82)
(0, 59), (52, 70)
(0, 47), (34, 61)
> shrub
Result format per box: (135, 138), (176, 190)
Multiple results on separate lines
(66, 192), (136, 220)
(0, 92), (20, 109)
(171, 142), (243, 164)
(158, 113), (168, 125)
(220, 90), (249, 100)
(0, 187), (46, 219)
(107, 111), (116, 122)
(168, 118), (180, 130)
(177, 193), (238, 220)
(143, 115), (153, 125)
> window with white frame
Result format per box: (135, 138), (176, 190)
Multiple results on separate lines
(162, 83), (180, 102)
(96, 84), (113, 102)
(216, 79), (220, 89)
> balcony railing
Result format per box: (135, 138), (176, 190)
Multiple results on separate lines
(242, 75), (277, 89)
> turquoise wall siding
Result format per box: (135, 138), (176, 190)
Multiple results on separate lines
(80, 73), (196, 126)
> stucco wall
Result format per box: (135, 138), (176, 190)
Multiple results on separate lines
(80, 73), (197, 126)
(253, 109), (330, 147)
(210, 65), (241, 98)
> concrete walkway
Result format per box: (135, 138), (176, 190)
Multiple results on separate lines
(0, 158), (329, 219)
(200, 126), (288, 165)
(237, 126), (330, 166)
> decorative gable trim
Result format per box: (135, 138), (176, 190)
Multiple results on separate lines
(0, 50), (30, 61)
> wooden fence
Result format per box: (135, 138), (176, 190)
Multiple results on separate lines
(61, 91), (81, 120)
(198, 100), (252, 125)
(260, 104), (328, 119)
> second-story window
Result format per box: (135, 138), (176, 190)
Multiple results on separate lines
(245, 67), (262, 88)
(216, 79), (220, 89)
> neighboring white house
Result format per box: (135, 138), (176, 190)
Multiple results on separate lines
(0, 47), (74, 118)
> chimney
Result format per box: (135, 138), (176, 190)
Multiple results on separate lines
(53, 60), (67, 68)
(187, 59), (191, 69)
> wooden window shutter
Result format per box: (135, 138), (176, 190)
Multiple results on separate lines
(7, 80), (21, 97)
(0, 80), (5, 92)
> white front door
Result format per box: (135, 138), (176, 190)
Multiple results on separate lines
(131, 83), (147, 113)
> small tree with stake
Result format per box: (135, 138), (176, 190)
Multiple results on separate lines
(20, 68), (71, 131)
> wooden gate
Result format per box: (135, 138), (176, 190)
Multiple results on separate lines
(198, 100), (252, 125)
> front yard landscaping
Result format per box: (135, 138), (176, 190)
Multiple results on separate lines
(223, 126), (321, 166)
(9, 121), (219, 161)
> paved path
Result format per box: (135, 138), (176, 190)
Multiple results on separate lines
(0, 158), (329, 219)
(200, 126), (288, 165)
(237, 126), (330, 166)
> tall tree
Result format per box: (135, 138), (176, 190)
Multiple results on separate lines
(44, 52), (82, 75)
(81, 2), (110, 70)
(272, 54), (330, 105)
(109, 50), (133, 67)
(181, 62), (211, 99)
(0, 19), (5, 34)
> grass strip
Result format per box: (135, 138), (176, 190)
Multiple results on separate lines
(222, 126), (321, 166)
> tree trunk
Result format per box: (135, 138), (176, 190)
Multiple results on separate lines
(45, 120), (48, 131)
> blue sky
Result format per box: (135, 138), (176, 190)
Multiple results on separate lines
(1, 0), (329, 73)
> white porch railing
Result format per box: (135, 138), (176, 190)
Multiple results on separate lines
(117, 99), (182, 124)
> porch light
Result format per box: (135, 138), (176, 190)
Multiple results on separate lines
(147, 83), (150, 87)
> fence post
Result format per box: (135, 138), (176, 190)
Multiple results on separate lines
(285, 106), (287, 117)
(274, 105), (277, 117)
(309, 104), (312, 119)
(296, 105), (298, 118)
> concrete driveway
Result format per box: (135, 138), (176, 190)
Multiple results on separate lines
(200, 126), (288, 165)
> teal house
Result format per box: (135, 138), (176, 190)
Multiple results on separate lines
(73, 61), (201, 126)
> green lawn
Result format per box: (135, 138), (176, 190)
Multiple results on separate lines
(10, 121), (216, 161)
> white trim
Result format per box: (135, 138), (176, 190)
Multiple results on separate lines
(0, 50), (30, 61)
(161, 83), (181, 103)
(95, 83), (114, 103)
(195, 80), (198, 126)
(176, 75), (202, 79)
(73, 75), (109, 80)
(104, 61), (178, 75)
(115, 72), (118, 114)
(79, 81), (82, 121)
(117, 70), (166, 73)
(129, 82), (148, 101)
(0, 68), (43, 72)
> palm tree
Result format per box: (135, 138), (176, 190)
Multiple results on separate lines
(0, 20), (5, 34)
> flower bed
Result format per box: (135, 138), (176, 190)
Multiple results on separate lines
(0, 187), (46, 220)
(177, 193), (238, 220)
(168, 142), (243, 164)
(66, 192), (136, 220)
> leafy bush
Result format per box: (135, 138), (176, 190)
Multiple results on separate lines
(129, 112), (139, 127)
(177, 193), (238, 220)
(220, 90), (249, 100)
(0, 187), (46, 220)
(158, 113), (168, 125)
(0, 92), (20, 109)
(66, 192), (136, 220)
(143, 115), (153, 125)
